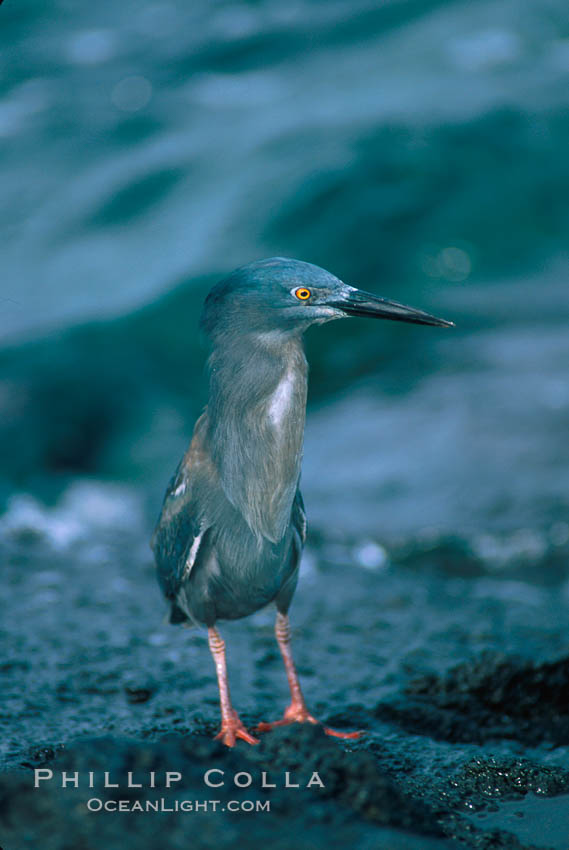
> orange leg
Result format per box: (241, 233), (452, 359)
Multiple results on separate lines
(256, 613), (362, 740)
(208, 627), (259, 747)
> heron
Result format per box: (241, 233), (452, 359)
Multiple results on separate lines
(151, 257), (453, 746)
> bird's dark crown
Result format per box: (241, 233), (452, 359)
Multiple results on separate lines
(200, 257), (347, 339)
(200, 256), (454, 340)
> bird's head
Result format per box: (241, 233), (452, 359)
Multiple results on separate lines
(200, 257), (453, 341)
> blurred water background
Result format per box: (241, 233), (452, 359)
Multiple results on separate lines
(1, 0), (569, 558)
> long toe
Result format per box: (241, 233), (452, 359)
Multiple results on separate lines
(214, 718), (259, 747)
(256, 717), (303, 732)
(257, 718), (363, 738)
(257, 704), (363, 738)
(214, 727), (236, 747)
(322, 726), (363, 739)
(256, 704), (317, 732)
(234, 726), (260, 745)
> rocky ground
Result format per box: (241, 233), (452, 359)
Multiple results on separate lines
(2, 483), (569, 850)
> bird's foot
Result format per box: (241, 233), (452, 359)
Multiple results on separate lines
(214, 711), (259, 747)
(256, 703), (363, 739)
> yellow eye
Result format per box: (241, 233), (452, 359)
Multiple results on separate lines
(295, 287), (311, 300)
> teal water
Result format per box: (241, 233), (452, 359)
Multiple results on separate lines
(2, 0), (569, 534)
(2, 0), (568, 337)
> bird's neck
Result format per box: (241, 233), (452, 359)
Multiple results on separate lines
(206, 332), (308, 543)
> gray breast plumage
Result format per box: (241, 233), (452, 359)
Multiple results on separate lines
(151, 356), (308, 628)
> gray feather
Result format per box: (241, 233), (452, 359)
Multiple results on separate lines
(206, 334), (307, 543)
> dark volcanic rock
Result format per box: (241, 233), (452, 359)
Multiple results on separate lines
(0, 730), (447, 850)
(450, 757), (569, 805)
(376, 652), (569, 746)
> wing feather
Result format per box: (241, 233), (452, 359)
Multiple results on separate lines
(292, 488), (307, 546)
(151, 413), (212, 603)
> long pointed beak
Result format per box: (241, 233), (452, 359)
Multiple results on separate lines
(331, 288), (454, 328)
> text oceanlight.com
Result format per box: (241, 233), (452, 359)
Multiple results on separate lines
(86, 798), (270, 813)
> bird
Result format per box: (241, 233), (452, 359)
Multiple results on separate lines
(151, 257), (453, 747)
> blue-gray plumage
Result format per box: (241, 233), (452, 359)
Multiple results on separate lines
(151, 257), (453, 746)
